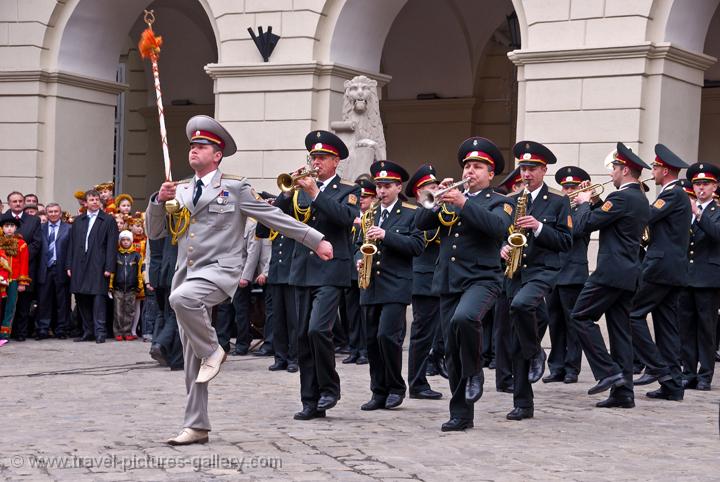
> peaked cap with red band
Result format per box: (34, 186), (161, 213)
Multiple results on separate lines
(513, 140), (557, 167)
(370, 160), (409, 184)
(496, 166), (523, 194)
(305, 130), (349, 160)
(678, 179), (697, 197)
(356, 178), (377, 197)
(611, 142), (650, 171)
(457, 137), (505, 174)
(554, 165), (590, 186)
(406, 163), (439, 198)
(654, 144), (688, 170)
(686, 162), (720, 184)
(186, 115), (237, 157)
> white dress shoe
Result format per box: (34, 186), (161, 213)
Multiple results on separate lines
(166, 428), (209, 446)
(195, 345), (227, 383)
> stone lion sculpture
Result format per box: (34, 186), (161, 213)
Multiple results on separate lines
(331, 75), (387, 181)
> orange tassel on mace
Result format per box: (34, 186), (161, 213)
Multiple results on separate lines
(138, 27), (163, 60)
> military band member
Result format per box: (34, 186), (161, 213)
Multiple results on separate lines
(406, 164), (445, 400)
(275, 130), (360, 421)
(571, 143), (650, 408)
(493, 167), (524, 393)
(501, 141), (572, 421)
(342, 178), (376, 365)
(679, 162), (720, 390)
(630, 144), (690, 401)
(416, 137), (513, 431)
(146, 116), (331, 445)
(357, 161), (424, 410)
(679, 179), (697, 200)
(543, 166), (597, 384)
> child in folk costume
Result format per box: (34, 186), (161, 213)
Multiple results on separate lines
(128, 213), (147, 337)
(109, 231), (144, 341)
(96, 181), (117, 215)
(115, 193), (134, 216)
(0, 216), (30, 347)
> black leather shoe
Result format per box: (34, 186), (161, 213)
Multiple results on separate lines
(436, 357), (449, 379)
(355, 355), (369, 365)
(441, 418), (473, 432)
(385, 393), (404, 409)
(286, 362), (299, 373)
(334, 345), (351, 355)
(35, 332), (48, 341)
(506, 406), (534, 420)
(563, 373), (578, 384)
(74, 335), (94, 342)
(542, 372), (564, 383)
(56, 334), (67, 340)
(361, 398), (386, 411)
(633, 363), (645, 375)
(588, 373), (625, 395)
(496, 385), (514, 394)
(528, 349), (547, 383)
(425, 360), (439, 377)
(696, 382), (711, 391)
(149, 343), (167, 366)
(465, 373), (484, 403)
(646, 387), (683, 401)
(252, 348), (274, 357)
(634, 373), (659, 385)
(682, 378), (697, 389)
(231, 348), (248, 356)
(95, 337), (106, 344)
(596, 396), (635, 408)
(268, 361), (287, 371)
(410, 389), (442, 400)
(293, 406), (326, 420)
(317, 394), (339, 411)
(15, 336), (26, 342)
(342, 353), (358, 364)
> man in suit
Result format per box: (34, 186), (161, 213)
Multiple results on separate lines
(274, 130), (360, 421)
(501, 141), (572, 421)
(406, 164), (444, 400)
(66, 189), (118, 343)
(630, 144), (690, 401)
(147, 116), (331, 445)
(678, 163), (720, 390)
(342, 178), (375, 365)
(148, 235), (183, 371)
(35, 203), (71, 339)
(572, 143), (651, 408)
(357, 161), (424, 411)
(416, 137), (513, 431)
(5, 191), (42, 341)
(543, 167), (597, 384)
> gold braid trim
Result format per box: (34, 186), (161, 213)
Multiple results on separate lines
(438, 204), (459, 227)
(423, 227), (440, 246)
(269, 230), (279, 241)
(167, 208), (191, 245)
(292, 190), (311, 223)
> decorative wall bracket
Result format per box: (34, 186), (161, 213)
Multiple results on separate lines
(247, 26), (280, 62)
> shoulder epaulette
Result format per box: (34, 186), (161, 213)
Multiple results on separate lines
(221, 174), (247, 182)
(177, 178), (192, 184)
(401, 202), (418, 210)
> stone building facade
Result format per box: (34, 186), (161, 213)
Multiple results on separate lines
(2, 0), (720, 211)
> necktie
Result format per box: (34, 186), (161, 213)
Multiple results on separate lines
(193, 179), (203, 206)
(47, 224), (57, 267)
(379, 209), (389, 227)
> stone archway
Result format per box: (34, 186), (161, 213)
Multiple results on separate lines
(37, 0), (219, 208)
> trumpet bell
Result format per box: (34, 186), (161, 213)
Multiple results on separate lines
(277, 173), (295, 193)
(418, 190), (436, 209)
(507, 232), (527, 248)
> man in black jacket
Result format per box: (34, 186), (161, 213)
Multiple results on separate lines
(5, 191), (41, 341)
(149, 235), (183, 370)
(572, 143), (650, 408)
(543, 167), (597, 384)
(357, 161), (424, 411)
(631, 144), (690, 401)
(679, 162), (720, 391)
(406, 164), (445, 400)
(416, 137), (513, 431)
(66, 189), (118, 343)
(502, 141), (573, 421)
(275, 130), (360, 420)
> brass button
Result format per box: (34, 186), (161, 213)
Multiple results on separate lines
(690, 260), (694, 263)
(523, 253), (527, 258)
(451, 257), (456, 262)
(690, 242), (694, 246)
(376, 271), (380, 275)
(690, 251), (694, 255)
(312, 216), (316, 221)
(454, 233), (459, 237)
(375, 261), (380, 266)
(188, 260), (194, 267)
(190, 219), (196, 224)
(278, 260), (282, 263)
(190, 233), (195, 238)
(522, 264), (527, 268)
(377, 251), (382, 255)
(542, 218), (546, 222)
(279, 251), (282, 255)
(309, 252), (314, 256)
(188, 246), (194, 252)
(452, 245), (456, 249)
(457, 221), (462, 226)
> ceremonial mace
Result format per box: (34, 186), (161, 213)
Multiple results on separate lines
(138, 10), (179, 214)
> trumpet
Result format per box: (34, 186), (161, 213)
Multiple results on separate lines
(418, 178), (470, 209)
(567, 180), (613, 200)
(277, 167), (319, 193)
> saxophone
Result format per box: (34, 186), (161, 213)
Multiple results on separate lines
(358, 201), (379, 289)
(505, 189), (529, 279)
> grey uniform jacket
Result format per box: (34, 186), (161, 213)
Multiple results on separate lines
(146, 169), (324, 299)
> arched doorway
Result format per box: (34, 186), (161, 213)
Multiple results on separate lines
(700, 2), (720, 163)
(42, 0), (218, 207)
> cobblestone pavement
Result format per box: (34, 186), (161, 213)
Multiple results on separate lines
(1, 336), (719, 481)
